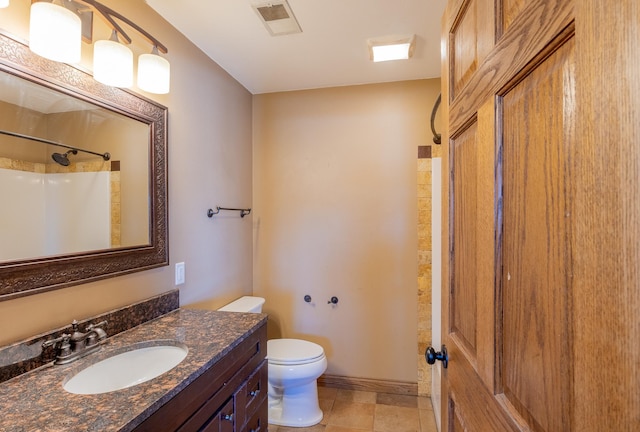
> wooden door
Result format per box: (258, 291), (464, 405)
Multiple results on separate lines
(439, 0), (640, 431)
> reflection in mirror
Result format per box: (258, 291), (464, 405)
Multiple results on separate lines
(0, 72), (150, 262)
(0, 32), (168, 301)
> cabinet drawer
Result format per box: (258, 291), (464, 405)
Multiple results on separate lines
(243, 361), (267, 420)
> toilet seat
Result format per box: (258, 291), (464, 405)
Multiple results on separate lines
(268, 339), (325, 365)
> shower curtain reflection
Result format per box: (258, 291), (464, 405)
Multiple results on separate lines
(0, 165), (113, 261)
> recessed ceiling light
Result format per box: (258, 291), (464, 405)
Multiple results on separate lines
(368, 35), (415, 62)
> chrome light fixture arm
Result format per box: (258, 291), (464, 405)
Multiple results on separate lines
(74, 0), (167, 53)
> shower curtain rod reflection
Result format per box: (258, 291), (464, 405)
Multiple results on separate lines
(0, 129), (111, 161)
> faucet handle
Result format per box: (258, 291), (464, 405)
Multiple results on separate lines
(42, 333), (70, 348)
(86, 320), (108, 344)
(42, 333), (72, 358)
(86, 320), (107, 331)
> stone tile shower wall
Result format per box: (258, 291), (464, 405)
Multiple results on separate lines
(417, 145), (432, 396)
(417, 144), (441, 396)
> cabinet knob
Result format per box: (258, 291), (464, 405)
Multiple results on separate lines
(249, 389), (260, 397)
(222, 413), (234, 422)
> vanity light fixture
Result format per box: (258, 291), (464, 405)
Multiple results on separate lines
(29, 0), (82, 63)
(138, 46), (170, 94)
(26, 0), (170, 93)
(0, 0), (10, 9)
(93, 30), (133, 87)
(368, 34), (415, 62)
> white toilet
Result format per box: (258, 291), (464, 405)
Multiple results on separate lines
(218, 296), (327, 427)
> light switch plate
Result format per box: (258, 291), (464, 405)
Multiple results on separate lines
(175, 262), (185, 285)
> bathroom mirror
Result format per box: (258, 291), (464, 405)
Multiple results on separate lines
(0, 32), (168, 301)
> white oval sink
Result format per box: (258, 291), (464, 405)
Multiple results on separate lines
(63, 340), (188, 395)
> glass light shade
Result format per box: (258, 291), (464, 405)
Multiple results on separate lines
(93, 39), (134, 87)
(137, 52), (170, 94)
(0, 0), (10, 9)
(372, 43), (412, 62)
(29, 2), (81, 63)
(368, 35), (415, 63)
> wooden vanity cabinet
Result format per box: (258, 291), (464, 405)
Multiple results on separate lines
(133, 322), (267, 432)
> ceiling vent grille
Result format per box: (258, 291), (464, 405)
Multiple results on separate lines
(252, 1), (302, 36)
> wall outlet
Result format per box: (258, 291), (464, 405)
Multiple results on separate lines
(175, 262), (185, 285)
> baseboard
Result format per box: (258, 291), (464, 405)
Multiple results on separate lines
(318, 374), (418, 396)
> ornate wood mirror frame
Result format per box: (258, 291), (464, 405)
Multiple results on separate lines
(0, 32), (168, 301)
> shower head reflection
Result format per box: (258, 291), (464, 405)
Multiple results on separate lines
(51, 149), (78, 166)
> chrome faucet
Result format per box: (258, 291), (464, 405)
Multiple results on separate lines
(42, 320), (108, 365)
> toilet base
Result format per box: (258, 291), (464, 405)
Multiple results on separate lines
(267, 381), (323, 427)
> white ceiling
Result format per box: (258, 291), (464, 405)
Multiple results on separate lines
(145, 0), (446, 95)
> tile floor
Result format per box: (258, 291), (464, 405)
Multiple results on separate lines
(268, 386), (438, 432)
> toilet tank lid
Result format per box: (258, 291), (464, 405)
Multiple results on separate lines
(268, 339), (325, 364)
(218, 296), (265, 313)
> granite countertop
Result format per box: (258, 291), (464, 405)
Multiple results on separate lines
(0, 309), (267, 432)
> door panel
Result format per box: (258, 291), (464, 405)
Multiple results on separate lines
(450, 0), (494, 100)
(500, 0), (525, 34)
(447, 32), (577, 432)
(500, 37), (575, 432)
(447, 0), (573, 132)
(442, 0), (576, 430)
(451, 122), (479, 358)
(450, 98), (499, 392)
(452, 409), (464, 432)
(448, 398), (465, 432)
(440, 0), (640, 431)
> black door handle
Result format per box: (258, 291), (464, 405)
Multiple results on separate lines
(425, 345), (448, 369)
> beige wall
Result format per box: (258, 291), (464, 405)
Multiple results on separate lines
(0, 100), (48, 161)
(253, 80), (440, 382)
(0, 0), (253, 345)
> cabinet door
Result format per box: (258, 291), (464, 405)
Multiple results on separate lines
(243, 397), (268, 432)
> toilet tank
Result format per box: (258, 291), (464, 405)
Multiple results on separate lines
(218, 296), (265, 313)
